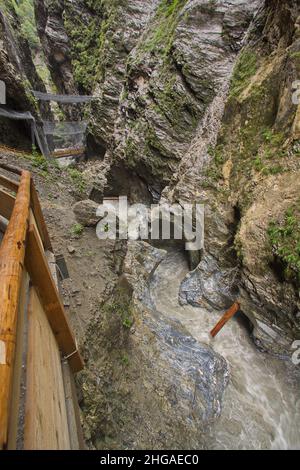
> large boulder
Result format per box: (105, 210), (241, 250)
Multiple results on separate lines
(73, 199), (101, 226)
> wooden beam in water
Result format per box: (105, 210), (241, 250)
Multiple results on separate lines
(210, 302), (240, 338)
(0, 170), (31, 450)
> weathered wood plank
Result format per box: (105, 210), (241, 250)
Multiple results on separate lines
(30, 182), (52, 251)
(24, 288), (71, 450)
(0, 174), (18, 193)
(25, 224), (84, 373)
(0, 170), (31, 450)
(0, 188), (15, 221)
(7, 270), (30, 449)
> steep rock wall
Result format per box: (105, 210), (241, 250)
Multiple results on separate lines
(169, 0), (300, 355)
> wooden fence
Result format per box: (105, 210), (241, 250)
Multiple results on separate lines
(0, 163), (84, 449)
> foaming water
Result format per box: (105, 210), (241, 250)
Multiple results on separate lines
(149, 249), (300, 450)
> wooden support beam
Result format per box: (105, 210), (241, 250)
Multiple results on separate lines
(210, 302), (240, 338)
(0, 170), (31, 450)
(30, 182), (52, 251)
(0, 189), (15, 221)
(0, 162), (22, 176)
(25, 224), (84, 373)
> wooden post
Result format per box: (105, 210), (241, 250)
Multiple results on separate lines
(210, 302), (240, 338)
(0, 170), (31, 450)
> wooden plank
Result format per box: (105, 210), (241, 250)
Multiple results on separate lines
(24, 288), (71, 450)
(210, 302), (240, 338)
(0, 162), (22, 176)
(0, 174), (19, 193)
(62, 362), (85, 450)
(30, 182), (52, 251)
(7, 270), (30, 449)
(0, 170), (31, 450)
(0, 188), (15, 221)
(25, 224), (84, 373)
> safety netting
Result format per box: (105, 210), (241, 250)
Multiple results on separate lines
(43, 120), (88, 158)
(32, 90), (94, 104)
(0, 91), (95, 158)
(0, 106), (50, 156)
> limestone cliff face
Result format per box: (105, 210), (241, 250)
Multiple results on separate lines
(34, 1), (258, 187)
(0, 3), (50, 147)
(169, 0), (300, 355)
(34, 0), (76, 94)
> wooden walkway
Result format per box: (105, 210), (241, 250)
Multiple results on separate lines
(0, 163), (84, 450)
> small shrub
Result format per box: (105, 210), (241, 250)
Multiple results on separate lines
(71, 223), (84, 236)
(268, 207), (300, 285)
(68, 168), (86, 193)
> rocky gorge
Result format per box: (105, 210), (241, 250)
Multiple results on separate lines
(0, 0), (300, 450)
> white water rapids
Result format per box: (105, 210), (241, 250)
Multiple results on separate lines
(149, 249), (300, 450)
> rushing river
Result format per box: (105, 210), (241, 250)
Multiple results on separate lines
(149, 248), (300, 450)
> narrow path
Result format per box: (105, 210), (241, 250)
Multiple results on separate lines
(149, 249), (300, 449)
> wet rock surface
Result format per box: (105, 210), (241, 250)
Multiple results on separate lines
(80, 241), (229, 449)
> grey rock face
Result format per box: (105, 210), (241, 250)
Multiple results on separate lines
(35, 1), (258, 184)
(34, 0), (76, 95)
(73, 199), (101, 226)
(112, 0), (259, 186)
(126, 241), (229, 425)
(0, 7), (50, 147)
(165, 0), (300, 356)
(80, 240), (229, 449)
(179, 253), (239, 310)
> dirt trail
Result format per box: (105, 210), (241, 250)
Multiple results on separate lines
(0, 151), (117, 341)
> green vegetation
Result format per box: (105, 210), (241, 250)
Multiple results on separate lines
(0, 0), (40, 51)
(102, 288), (134, 330)
(64, 0), (122, 90)
(268, 206), (300, 285)
(142, 0), (188, 56)
(68, 168), (87, 194)
(14, 0), (39, 50)
(155, 74), (199, 135)
(120, 354), (129, 366)
(229, 50), (258, 97)
(290, 50), (300, 74)
(71, 223), (84, 236)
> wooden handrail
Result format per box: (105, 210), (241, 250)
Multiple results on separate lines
(0, 170), (31, 449)
(0, 165), (52, 251)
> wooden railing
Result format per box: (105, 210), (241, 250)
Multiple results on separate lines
(0, 163), (84, 450)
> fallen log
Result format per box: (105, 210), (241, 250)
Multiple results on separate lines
(210, 302), (240, 338)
